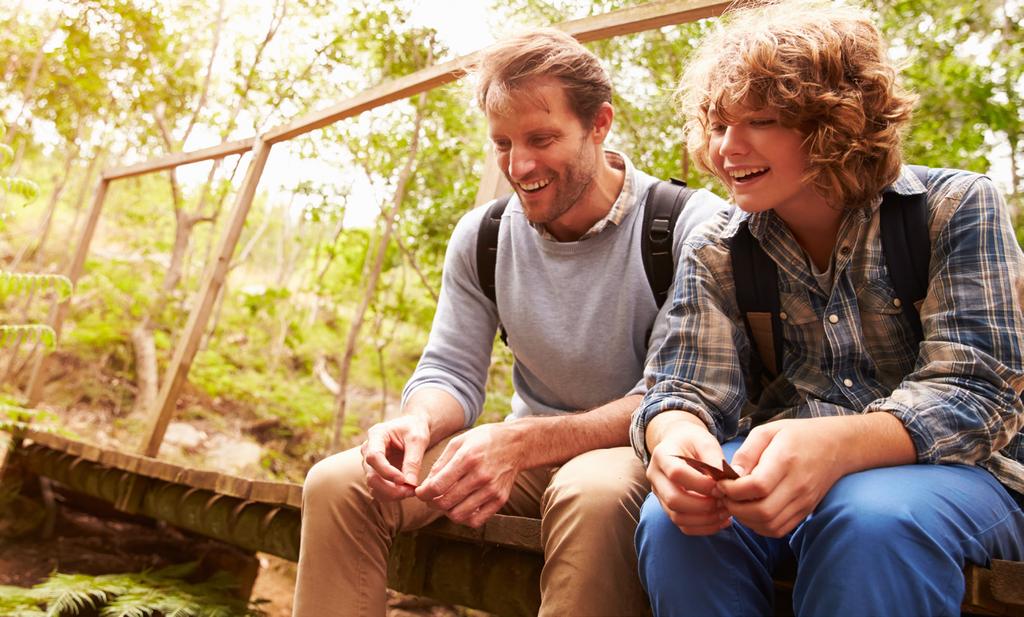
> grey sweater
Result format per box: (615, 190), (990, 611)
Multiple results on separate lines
(402, 163), (729, 427)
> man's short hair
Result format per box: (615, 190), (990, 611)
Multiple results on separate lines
(679, 0), (917, 207)
(475, 28), (612, 127)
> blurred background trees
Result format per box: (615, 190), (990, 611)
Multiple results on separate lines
(0, 0), (1020, 481)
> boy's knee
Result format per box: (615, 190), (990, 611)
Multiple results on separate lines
(807, 472), (933, 549)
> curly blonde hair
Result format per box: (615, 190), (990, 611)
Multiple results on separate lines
(679, 0), (917, 207)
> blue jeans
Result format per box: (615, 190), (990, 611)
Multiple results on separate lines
(635, 438), (1024, 617)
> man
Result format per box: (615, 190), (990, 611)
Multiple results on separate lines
(293, 28), (727, 616)
(632, 2), (1024, 615)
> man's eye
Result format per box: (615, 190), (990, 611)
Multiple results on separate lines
(493, 141), (511, 152)
(532, 136), (554, 147)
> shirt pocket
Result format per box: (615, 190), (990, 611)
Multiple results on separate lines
(857, 279), (916, 380)
(778, 290), (822, 375)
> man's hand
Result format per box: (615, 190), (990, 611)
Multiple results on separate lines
(718, 418), (846, 538)
(646, 412), (732, 536)
(360, 414), (432, 502)
(414, 423), (522, 528)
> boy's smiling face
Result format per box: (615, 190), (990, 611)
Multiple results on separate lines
(707, 106), (827, 222)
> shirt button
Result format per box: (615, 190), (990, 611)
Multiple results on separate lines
(839, 246), (851, 255)
(828, 314), (840, 324)
(893, 298), (903, 308)
(779, 311), (788, 321)
(843, 378), (854, 387)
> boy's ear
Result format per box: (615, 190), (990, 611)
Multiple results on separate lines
(590, 102), (614, 143)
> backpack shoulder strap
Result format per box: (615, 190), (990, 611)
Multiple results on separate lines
(476, 195), (511, 345)
(729, 221), (784, 379)
(476, 195), (510, 305)
(879, 165), (930, 342)
(642, 178), (696, 309)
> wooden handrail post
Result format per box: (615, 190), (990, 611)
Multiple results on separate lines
(473, 148), (511, 207)
(140, 139), (273, 457)
(26, 178), (111, 407)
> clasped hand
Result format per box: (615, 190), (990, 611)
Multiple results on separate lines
(650, 418), (845, 538)
(361, 418), (521, 528)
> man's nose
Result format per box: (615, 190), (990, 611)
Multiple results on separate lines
(507, 147), (537, 180)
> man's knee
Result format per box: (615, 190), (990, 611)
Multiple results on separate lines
(542, 448), (648, 521)
(302, 447), (369, 512)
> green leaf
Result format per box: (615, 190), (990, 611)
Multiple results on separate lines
(0, 325), (57, 350)
(0, 176), (39, 204)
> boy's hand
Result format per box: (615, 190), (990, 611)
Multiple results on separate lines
(360, 414), (431, 501)
(415, 423), (522, 528)
(719, 418), (846, 537)
(646, 414), (732, 535)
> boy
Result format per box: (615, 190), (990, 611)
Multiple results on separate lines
(631, 2), (1024, 615)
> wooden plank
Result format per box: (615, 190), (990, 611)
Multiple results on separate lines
(140, 139), (273, 457)
(562, 0), (731, 42)
(473, 147), (511, 207)
(423, 515), (542, 553)
(102, 138), (255, 181)
(26, 178), (110, 406)
(249, 480), (298, 505)
(262, 0), (729, 146)
(262, 57), (476, 144)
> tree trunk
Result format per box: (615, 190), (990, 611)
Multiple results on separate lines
(11, 149), (77, 269)
(330, 95), (426, 449)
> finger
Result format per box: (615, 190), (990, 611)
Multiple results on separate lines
(444, 485), (498, 524)
(366, 472), (415, 501)
(719, 452), (786, 502)
(400, 433), (429, 486)
(362, 435), (407, 486)
(430, 472), (488, 512)
(656, 456), (718, 496)
(417, 447), (470, 501)
(654, 487), (726, 529)
(729, 426), (778, 477)
(464, 496), (505, 529)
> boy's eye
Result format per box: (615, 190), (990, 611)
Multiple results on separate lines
(709, 123), (727, 134)
(749, 118), (777, 127)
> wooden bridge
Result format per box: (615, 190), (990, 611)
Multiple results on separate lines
(4, 1), (1024, 615)
(5, 428), (1024, 616)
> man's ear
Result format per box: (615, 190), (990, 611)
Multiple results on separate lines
(591, 102), (614, 143)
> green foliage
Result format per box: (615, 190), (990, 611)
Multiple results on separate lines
(0, 562), (261, 617)
(0, 273), (72, 302)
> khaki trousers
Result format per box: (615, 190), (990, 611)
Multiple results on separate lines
(293, 436), (651, 616)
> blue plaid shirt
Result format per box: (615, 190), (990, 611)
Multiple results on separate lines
(631, 166), (1024, 496)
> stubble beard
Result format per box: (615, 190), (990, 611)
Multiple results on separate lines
(516, 138), (597, 226)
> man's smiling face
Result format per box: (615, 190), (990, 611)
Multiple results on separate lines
(487, 78), (600, 227)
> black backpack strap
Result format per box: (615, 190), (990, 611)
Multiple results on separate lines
(879, 165), (930, 343)
(730, 221), (784, 379)
(476, 195), (511, 344)
(642, 178), (696, 309)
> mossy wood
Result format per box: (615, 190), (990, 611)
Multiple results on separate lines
(4, 430), (1024, 616)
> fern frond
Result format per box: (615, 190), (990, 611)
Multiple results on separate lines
(0, 144), (13, 169)
(0, 325), (56, 350)
(99, 589), (159, 617)
(0, 583), (46, 616)
(0, 271), (73, 300)
(0, 176), (39, 204)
